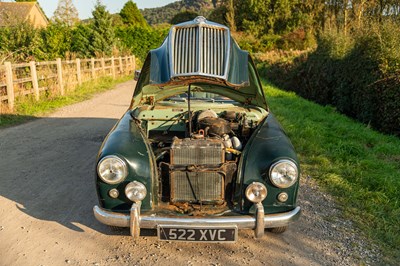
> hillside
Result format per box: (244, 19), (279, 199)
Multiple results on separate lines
(141, 0), (216, 25)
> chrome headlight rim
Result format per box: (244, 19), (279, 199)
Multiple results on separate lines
(97, 155), (128, 185)
(269, 159), (298, 188)
(245, 182), (268, 203)
(125, 181), (147, 202)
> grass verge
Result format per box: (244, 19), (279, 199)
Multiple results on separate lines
(263, 80), (400, 264)
(0, 76), (132, 128)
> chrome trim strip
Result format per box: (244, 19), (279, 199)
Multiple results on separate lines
(93, 206), (301, 236)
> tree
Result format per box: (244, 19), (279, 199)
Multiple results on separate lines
(0, 22), (44, 62)
(71, 23), (92, 58)
(170, 11), (198, 24)
(53, 0), (79, 26)
(90, 0), (115, 56)
(224, 0), (236, 31)
(208, 0), (236, 30)
(120, 0), (148, 27)
(41, 22), (73, 59)
(208, 6), (228, 25)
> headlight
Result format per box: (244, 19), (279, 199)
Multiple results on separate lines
(269, 160), (298, 188)
(97, 155), (128, 184)
(245, 182), (267, 203)
(125, 181), (147, 202)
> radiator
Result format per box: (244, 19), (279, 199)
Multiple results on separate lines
(170, 138), (224, 165)
(170, 171), (224, 203)
(170, 138), (225, 203)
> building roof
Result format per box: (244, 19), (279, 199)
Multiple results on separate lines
(0, 2), (48, 27)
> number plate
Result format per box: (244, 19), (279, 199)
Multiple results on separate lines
(157, 225), (237, 242)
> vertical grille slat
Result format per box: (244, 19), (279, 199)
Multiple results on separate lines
(213, 28), (216, 75)
(171, 24), (228, 77)
(216, 29), (220, 75)
(184, 29), (188, 73)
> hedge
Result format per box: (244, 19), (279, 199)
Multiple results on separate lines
(257, 21), (400, 136)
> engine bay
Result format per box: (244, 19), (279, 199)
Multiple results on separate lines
(131, 98), (268, 215)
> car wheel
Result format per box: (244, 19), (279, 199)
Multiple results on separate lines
(267, 226), (287, 234)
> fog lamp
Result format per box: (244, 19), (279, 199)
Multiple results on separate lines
(245, 182), (267, 203)
(125, 181), (147, 202)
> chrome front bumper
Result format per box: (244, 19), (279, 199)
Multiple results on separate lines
(93, 202), (301, 239)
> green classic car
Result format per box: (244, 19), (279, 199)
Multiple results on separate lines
(94, 17), (300, 242)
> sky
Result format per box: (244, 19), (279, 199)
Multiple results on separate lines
(3, 0), (177, 19)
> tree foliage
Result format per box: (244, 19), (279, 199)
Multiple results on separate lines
(70, 23), (92, 58)
(41, 22), (73, 59)
(115, 26), (167, 61)
(0, 22), (43, 62)
(90, 0), (116, 56)
(170, 11), (199, 24)
(53, 0), (79, 26)
(120, 0), (148, 27)
(141, 0), (213, 25)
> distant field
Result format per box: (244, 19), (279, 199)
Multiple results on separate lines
(263, 81), (400, 264)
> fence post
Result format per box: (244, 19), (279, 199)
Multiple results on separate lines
(111, 56), (115, 79)
(76, 58), (82, 86)
(4, 62), (14, 110)
(56, 58), (64, 95)
(119, 56), (123, 75)
(29, 61), (39, 101)
(101, 58), (105, 75)
(124, 56), (128, 74)
(91, 58), (95, 79)
(132, 55), (136, 71)
(127, 56), (131, 71)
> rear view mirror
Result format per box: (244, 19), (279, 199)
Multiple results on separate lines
(134, 70), (141, 81)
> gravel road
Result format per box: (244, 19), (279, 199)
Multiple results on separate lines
(0, 80), (382, 266)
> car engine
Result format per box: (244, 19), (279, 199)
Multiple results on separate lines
(132, 103), (267, 214)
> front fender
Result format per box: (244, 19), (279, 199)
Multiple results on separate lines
(95, 111), (157, 212)
(235, 113), (300, 213)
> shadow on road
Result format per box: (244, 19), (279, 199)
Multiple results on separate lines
(0, 116), (118, 234)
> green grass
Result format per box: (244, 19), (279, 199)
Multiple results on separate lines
(263, 80), (400, 264)
(0, 76), (131, 127)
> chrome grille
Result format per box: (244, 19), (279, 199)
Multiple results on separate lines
(170, 171), (224, 203)
(171, 24), (228, 77)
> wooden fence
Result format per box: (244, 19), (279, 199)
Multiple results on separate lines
(0, 55), (135, 111)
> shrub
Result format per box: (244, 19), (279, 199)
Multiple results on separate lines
(258, 21), (400, 136)
(115, 26), (168, 61)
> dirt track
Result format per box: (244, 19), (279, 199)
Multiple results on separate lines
(0, 80), (381, 266)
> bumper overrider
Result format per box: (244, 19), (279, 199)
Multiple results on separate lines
(93, 202), (301, 239)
